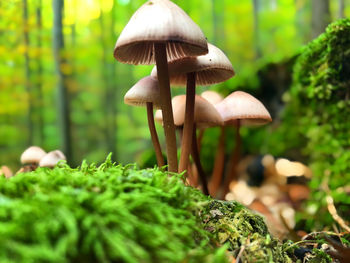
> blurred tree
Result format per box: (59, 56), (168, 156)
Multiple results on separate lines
(252, 0), (262, 58)
(99, 3), (117, 161)
(53, 0), (72, 164)
(311, 0), (330, 38)
(339, 0), (345, 18)
(22, 0), (33, 145)
(35, 0), (44, 145)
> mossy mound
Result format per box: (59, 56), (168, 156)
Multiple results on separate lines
(268, 18), (350, 230)
(0, 156), (330, 262)
(200, 200), (293, 262)
(0, 157), (227, 263)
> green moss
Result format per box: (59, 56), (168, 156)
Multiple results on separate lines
(0, 156), (227, 263)
(262, 19), (350, 231)
(200, 200), (293, 262)
(0, 156), (336, 262)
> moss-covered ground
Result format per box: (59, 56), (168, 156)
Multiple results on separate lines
(0, 155), (338, 262)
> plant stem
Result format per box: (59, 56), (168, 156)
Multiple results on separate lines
(221, 120), (241, 199)
(146, 102), (164, 168)
(179, 72), (196, 173)
(154, 43), (178, 173)
(191, 125), (209, 195)
(209, 126), (226, 197)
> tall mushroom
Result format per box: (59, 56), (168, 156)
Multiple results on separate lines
(151, 43), (234, 174)
(124, 76), (164, 167)
(215, 91), (272, 199)
(114, 0), (208, 172)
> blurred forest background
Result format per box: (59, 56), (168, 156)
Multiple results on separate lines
(0, 0), (349, 169)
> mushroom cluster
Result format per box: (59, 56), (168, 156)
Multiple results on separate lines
(1, 146), (67, 179)
(114, 0), (272, 196)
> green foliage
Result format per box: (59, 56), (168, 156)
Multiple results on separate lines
(0, 156), (227, 263)
(0, 0), (332, 169)
(268, 19), (350, 230)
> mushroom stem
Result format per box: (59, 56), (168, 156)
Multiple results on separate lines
(197, 128), (205, 151)
(209, 126), (226, 197)
(191, 124), (209, 195)
(179, 72), (196, 173)
(221, 120), (241, 199)
(154, 43), (178, 173)
(146, 102), (164, 168)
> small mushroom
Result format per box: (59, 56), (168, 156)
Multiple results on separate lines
(19, 146), (47, 172)
(39, 150), (66, 168)
(215, 91), (272, 198)
(0, 166), (13, 178)
(158, 95), (223, 195)
(124, 76), (164, 167)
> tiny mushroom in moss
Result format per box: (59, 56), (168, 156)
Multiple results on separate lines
(0, 166), (13, 179)
(19, 146), (47, 172)
(114, 0), (208, 173)
(39, 150), (66, 168)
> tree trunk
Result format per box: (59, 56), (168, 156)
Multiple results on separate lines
(338, 0), (345, 19)
(36, 0), (44, 145)
(109, 1), (118, 161)
(252, 0), (262, 58)
(52, 0), (72, 164)
(23, 0), (33, 145)
(311, 0), (330, 39)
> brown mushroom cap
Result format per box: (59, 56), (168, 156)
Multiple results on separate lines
(39, 150), (66, 168)
(20, 146), (47, 165)
(156, 95), (223, 128)
(151, 43), (234, 85)
(114, 0), (208, 65)
(201, 90), (224, 105)
(215, 91), (272, 126)
(124, 76), (161, 108)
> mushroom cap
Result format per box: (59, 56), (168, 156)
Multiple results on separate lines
(215, 91), (272, 126)
(124, 76), (161, 108)
(151, 43), (234, 86)
(201, 90), (224, 105)
(154, 109), (163, 125)
(156, 95), (223, 128)
(114, 0), (208, 65)
(1, 166), (13, 178)
(39, 150), (66, 168)
(20, 146), (47, 165)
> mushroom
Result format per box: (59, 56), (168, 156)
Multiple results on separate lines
(114, 0), (208, 173)
(39, 150), (66, 168)
(124, 76), (164, 167)
(155, 95), (223, 195)
(215, 91), (272, 198)
(199, 92), (227, 197)
(151, 43), (234, 174)
(20, 146), (47, 171)
(0, 166), (13, 178)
